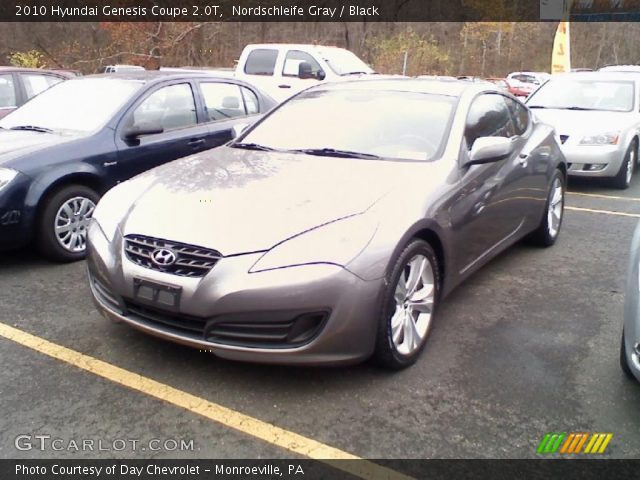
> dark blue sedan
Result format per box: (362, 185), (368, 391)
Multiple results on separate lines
(0, 72), (276, 261)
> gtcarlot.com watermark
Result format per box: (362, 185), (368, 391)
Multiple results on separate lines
(15, 434), (195, 452)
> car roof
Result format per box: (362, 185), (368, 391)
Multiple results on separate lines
(549, 71), (640, 81)
(83, 71), (243, 83)
(315, 77), (498, 97)
(0, 66), (72, 76)
(246, 43), (346, 51)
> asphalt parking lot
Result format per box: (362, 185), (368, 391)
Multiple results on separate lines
(1, 175), (640, 463)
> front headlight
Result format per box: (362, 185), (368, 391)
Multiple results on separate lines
(0, 168), (18, 192)
(250, 214), (378, 273)
(580, 132), (620, 145)
(93, 177), (154, 241)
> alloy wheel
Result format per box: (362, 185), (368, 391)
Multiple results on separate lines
(391, 254), (435, 356)
(54, 196), (96, 253)
(547, 178), (563, 239)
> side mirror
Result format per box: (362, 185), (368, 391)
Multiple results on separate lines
(123, 121), (164, 140)
(298, 61), (320, 80)
(231, 123), (250, 139)
(466, 137), (514, 166)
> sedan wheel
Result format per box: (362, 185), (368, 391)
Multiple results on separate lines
(374, 240), (440, 369)
(546, 177), (564, 239)
(37, 184), (100, 262)
(391, 254), (435, 356)
(528, 169), (565, 247)
(612, 140), (637, 189)
(54, 196), (96, 253)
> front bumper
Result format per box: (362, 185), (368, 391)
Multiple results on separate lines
(561, 143), (625, 178)
(86, 223), (385, 365)
(624, 223), (640, 382)
(0, 172), (33, 251)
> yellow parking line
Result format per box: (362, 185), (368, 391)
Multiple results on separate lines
(0, 322), (411, 480)
(565, 206), (640, 218)
(568, 191), (640, 202)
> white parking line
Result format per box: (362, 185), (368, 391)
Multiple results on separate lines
(565, 206), (640, 218)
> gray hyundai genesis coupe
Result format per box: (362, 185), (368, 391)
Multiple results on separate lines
(86, 79), (566, 368)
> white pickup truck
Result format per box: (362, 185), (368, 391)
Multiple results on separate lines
(162, 44), (375, 102)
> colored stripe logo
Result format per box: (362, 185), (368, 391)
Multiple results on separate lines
(537, 433), (613, 455)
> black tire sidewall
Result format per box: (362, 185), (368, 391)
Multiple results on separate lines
(37, 185), (100, 262)
(374, 239), (441, 369)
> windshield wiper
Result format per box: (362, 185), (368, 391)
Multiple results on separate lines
(231, 142), (277, 152)
(292, 148), (382, 160)
(562, 106), (597, 111)
(9, 125), (53, 133)
(528, 105), (547, 109)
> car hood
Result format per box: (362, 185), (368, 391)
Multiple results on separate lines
(119, 147), (440, 256)
(530, 108), (636, 137)
(0, 129), (78, 166)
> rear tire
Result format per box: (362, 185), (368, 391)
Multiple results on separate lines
(528, 169), (565, 247)
(36, 184), (99, 262)
(373, 240), (441, 369)
(621, 329), (635, 380)
(611, 140), (636, 190)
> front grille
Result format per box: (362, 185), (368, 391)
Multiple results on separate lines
(124, 301), (207, 335)
(122, 300), (327, 349)
(124, 234), (221, 278)
(560, 135), (569, 144)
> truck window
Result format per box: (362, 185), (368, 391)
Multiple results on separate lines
(244, 49), (278, 76)
(282, 50), (323, 77)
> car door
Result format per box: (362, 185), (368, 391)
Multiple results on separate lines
(114, 81), (210, 181)
(0, 73), (18, 119)
(449, 92), (527, 275)
(238, 48), (284, 100)
(279, 49), (326, 96)
(196, 80), (263, 147)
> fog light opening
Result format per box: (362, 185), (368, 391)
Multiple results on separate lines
(585, 164), (606, 171)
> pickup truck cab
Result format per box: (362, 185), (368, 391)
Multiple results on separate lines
(233, 44), (374, 101)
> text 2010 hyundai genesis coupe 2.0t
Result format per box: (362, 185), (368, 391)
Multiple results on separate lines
(87, 79), (566, 368)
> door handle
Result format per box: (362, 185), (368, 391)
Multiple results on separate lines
(188, 138), (205, 148)
(278, 84), (292, 89)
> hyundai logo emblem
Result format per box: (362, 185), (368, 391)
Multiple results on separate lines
(151, 248), (177, 267)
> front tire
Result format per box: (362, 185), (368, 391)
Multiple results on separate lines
(36, 184), (99, 262)
(373, 240), (441, 369)
(528, 169), (565, 247)
(611, 140), (636, 190)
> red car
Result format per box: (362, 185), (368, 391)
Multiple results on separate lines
(0, 67), (76, 119)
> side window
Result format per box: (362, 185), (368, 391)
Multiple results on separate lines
(22, 74), (63, 99)
(244, 49), (278, 76)
(465, 94), (516, 149)
(282, 50), (323, 77)
(504, 97), (530, 136)
(131, 83), (196, 131)
(200, 82), (249, 121)
(0, 74), (16, 107)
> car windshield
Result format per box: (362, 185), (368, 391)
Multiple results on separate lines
(237, 89), (456, 161)
(527, 79), (634, 112)
(318, 48), (374, 75)
(0, 78), (143, 133)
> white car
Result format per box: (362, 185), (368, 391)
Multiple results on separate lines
(506, 71), (550, 97)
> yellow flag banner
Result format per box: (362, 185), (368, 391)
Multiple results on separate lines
(552, 21), (571, 74)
